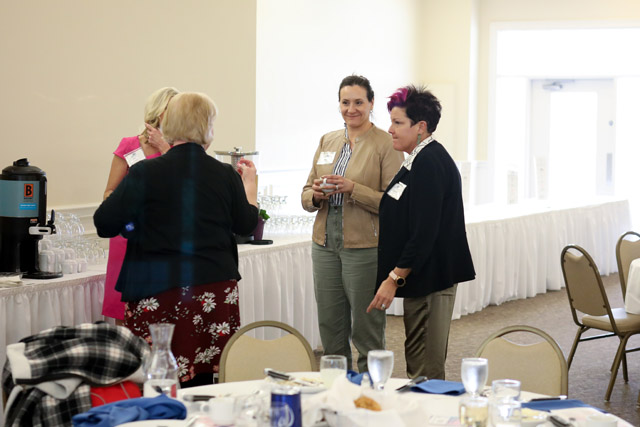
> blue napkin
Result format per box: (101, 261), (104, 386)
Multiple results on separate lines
(346, 370), (370, 386)
(522, 399), (598, 412)
(410, 379), (466, 395)
(72, 394), (187, 427)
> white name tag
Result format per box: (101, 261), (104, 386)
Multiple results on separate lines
(317, 151), (336, 165)
(387, 182), (407, 200)
(124, 147), (145, 167)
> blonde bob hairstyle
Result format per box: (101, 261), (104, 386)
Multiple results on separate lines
(161, 92), (217, 146)
(141, 86), (179, 138)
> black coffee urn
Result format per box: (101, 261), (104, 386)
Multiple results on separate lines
(0, 158), (60, 279)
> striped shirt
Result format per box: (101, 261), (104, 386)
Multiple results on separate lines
(329, 139), (352, 206)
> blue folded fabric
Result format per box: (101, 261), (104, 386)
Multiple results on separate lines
(522, 399), (598, 412)
(71, 394), (187, 427)
(411, 379), (466, 395)
(346, 370), (370, 386)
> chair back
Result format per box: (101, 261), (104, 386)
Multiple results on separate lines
(616, 231), (640, 298)
(475, 325), (568, 396)
(561, 245), (611, 319)
(218, 320), (317, 383)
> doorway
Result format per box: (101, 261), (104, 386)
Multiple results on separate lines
(528, 79), (616, 200)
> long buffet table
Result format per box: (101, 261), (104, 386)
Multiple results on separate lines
(0, 198), (631, 393)
(389, 197), (631, 315)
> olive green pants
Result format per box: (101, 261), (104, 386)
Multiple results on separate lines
(403, 284), (458, 380)
(312, 206), (385, 372)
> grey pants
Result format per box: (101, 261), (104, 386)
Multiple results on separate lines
(403, 284), (458, 380)
(312, 206), (385, 372)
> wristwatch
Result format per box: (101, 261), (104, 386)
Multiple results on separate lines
(389, 270), (406, 287)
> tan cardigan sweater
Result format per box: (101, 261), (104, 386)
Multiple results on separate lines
(301, 125), (404, 248)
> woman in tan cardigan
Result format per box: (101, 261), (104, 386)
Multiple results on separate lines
(301, 75), (404, 372)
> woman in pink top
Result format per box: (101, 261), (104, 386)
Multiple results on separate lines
(101, 87), (179, 322)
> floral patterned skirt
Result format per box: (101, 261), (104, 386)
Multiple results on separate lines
(124, 281), (240, 384)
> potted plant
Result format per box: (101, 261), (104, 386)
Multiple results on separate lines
(254, 209), (270, 241)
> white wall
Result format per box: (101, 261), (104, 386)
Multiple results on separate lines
(416, 0), (478, 161)
(256, 0), (417, 177)
(0, 0), (257, 209)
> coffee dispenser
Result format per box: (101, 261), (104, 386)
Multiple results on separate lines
(0, 158), (60, 278)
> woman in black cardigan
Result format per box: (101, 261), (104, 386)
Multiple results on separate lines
(367, 86), (475, 380)
(94, 92), (258, 387)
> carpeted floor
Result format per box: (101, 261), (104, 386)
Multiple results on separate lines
(318, 274), (640, 425)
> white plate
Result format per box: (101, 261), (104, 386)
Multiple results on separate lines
(265, 375), (327, 394)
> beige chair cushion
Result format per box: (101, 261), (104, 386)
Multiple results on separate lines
(619, 237), (640, 287)
(582, 308), (640, 333)
(480, 337), (564, 396)
(222, 334), (314, 383)
(563, 251), (608, 316)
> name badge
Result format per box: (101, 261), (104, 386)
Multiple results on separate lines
(124, 147), (145, 167)
(387, 182), (407, 200)
(317, 151), (336, 165)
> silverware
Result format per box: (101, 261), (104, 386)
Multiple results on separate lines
(548, 414), (572, 427)
(396, 375), (428, 392)
(264, 368), (317, 387)
(529, 395), (567, 402)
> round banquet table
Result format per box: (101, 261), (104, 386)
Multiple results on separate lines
(175, 372), (633, 427)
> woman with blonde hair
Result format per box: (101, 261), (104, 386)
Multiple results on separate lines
(101, 86), (179, 322)
(95, 92), (258, 387)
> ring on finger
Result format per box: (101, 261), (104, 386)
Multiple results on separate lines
(381, 303), (386, 310)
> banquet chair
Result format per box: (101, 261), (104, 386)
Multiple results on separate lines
(474, 325), (568, 396)
(218, 320), (317, 383)
(616, 231), (640, 300)
(561, 244), (640, 401)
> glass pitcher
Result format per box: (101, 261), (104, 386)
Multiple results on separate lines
(143, 323), (180, 398)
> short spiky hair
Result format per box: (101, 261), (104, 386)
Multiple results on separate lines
(387, 85), (441, 133)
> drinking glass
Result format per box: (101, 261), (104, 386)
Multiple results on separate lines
(270, 401), (294, 427)
(459, 395), (488, 427)
(367, 350), (394, 390)
(491, 379), (521, 402)
(489, 399), (521, 427)
(320, 355), (347, 388)
(461, 357), (489, 397)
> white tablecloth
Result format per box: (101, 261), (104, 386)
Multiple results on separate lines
(388, 198), (631, 316)
(178, 373), (633, 427)
(236, 236), (319, 348)
(625, 258), (640, 314)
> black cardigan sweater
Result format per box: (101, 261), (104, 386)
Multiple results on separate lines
(94, 143), (258, 301)
(377, 141), (475, 298)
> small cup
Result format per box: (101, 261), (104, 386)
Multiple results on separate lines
(62, 259), (77, 275)
(201, 397), (236, 426)
(39, 250), (55, 272)
(586, 413), (618, 427)
(52, 248), (65, 273)
(459, 395), (488, 427)
(320, 177), (336, 194)
(77, 259), (88, 273)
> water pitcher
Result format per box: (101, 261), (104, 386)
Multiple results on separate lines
(143, 323), (179, 398)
